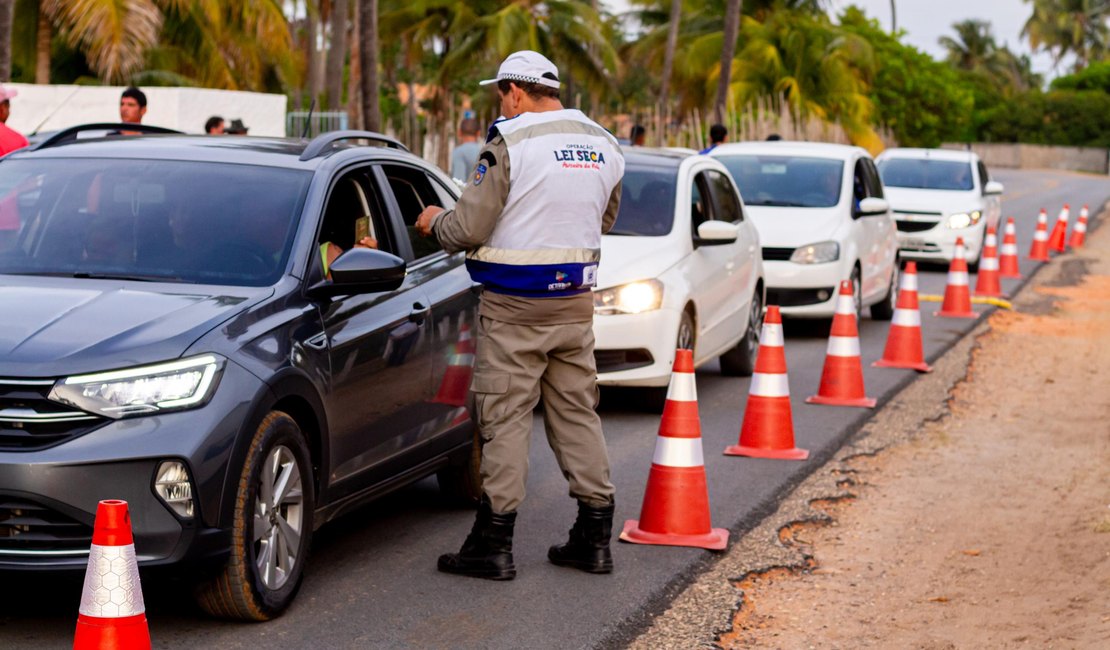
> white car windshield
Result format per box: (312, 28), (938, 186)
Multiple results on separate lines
(0, 159), (311, 286)
(878, 158), (974, 191)
(716, 155), (844, 208)
(607, 168), (676, 236)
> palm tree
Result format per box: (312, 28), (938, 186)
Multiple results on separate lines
(658, 0), (682, 136)
(0, 0), (13, 81)
(326, 0), (349, 109)
(359, 0), (380, 131)
(939, 19), (1004, 74)
(1023, 0), (1110, 70)
(39, 0), (164, 84)
(714, 0), (742, 123)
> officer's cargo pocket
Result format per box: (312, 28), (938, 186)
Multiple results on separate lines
(471, 371), (510, 440)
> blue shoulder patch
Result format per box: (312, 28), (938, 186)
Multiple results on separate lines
(473, 163), (488, 186)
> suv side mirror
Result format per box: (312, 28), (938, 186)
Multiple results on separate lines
(857, 197), (889, 216)
(306, 248), (407, 299)
(693, 220), (739, 247)
(983, 181), (1004, 195)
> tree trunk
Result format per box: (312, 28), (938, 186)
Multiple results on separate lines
(347, 4), (360, 130)
(358, 0), (380, 132)
(658, 0), (682, 143)
(35, 7), (50, 84)
(325, 0), (349, 110)
(0, 0), (13, 82)
(890, 0), (897, 33)
(714, 0), (742, 124)
(306, 4), (321, 108)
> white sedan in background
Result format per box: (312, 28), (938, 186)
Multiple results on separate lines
(593, 148), (765, 403)
(710, 141), (899, 319)
(876, 148), (1003, 265)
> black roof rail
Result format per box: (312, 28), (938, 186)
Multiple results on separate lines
(29, 123), (184, 152)
(299, 130), (409, 161)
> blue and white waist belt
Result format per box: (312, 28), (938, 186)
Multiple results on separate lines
(466, 246), (600, 297)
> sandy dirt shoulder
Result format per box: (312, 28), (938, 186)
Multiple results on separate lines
(627, 220), (1110, 650)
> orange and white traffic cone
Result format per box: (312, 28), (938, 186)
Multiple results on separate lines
(1047, 203), (1070, 253)
(999, 217), (1021, 279)
(620, 349), (729, 550)
(936, 237), (978, 319)
(805, 280), (876, 408)
(1069, 204), (1089, 249)
(1029, 209), (1051, 261)
(724, 306), (809, 460)
(974, 225), (1004, 298)
(873, 262), (932, 373)
(432, 326), (476, 407)
(74, 500), (151, 650)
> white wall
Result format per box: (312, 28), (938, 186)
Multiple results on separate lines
(3, 84), (288, 137)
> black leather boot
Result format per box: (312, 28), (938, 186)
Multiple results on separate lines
(437, 497), (517, 580)
(548, 500), (614, 574)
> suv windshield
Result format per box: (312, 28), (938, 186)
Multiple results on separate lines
(716, 155), (844, 208)
(0, 158), (311, 286)
(607, 167), (677, 236)
(878, 158), (974, 191)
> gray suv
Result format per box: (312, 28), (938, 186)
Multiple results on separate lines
(0, 126), (481, 619)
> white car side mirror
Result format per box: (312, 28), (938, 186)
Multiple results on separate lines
(695, 220), (739, 245)
(857, 197), (889, 216)
(983, 181), (1004, 195)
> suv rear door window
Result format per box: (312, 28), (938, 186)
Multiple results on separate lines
(379, 165), (454, 261)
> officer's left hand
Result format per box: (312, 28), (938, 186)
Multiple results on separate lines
(415, 206), (445, 237)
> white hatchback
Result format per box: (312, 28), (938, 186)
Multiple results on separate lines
(710, 141), (900, 319)
(876, 148), (1003, 264)
(593, 149), (765, 395)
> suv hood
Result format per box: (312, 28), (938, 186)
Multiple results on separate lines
(0, 277), (273, 377)
(597, 235), (685, 289)
(745, 206), (846, 248)
(884, 187), (981, 214)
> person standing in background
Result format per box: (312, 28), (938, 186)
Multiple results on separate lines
(205, 116), (226, 134)
(450, 118), (482, 181)
(119, 87), (147, 125)
(699, 123), (727, 154)
(0, 86), (28, 155)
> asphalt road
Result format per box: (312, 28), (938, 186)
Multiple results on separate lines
(1, 169), (1107, 649)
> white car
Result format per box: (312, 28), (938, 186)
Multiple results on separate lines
(593, 148), (765, 398)
(710, 141), (899, 319)
(876, 148), (1003, 265)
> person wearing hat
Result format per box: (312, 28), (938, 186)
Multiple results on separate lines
(415, 50), (625, 581)
(226, 119), (249, 135)
(0, 86), (29, 155)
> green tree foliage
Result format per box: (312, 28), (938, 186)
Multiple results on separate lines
(1023, 0), (1109, 71)
(1051, 59), (1110, 92)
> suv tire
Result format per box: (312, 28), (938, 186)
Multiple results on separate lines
(720, 288), (763, 376)
(195, 411), (315, 621)
(869, 263), (898, 321)
(437, 422), (483, 505)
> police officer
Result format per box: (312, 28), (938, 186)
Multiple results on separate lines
(415, 50), (624, 581)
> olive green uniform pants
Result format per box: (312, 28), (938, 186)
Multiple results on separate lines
(470, 316), (615, 514)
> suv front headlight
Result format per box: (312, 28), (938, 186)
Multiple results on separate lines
(790, 241), (840, 264)
(594, 279), (664, 315)
(50, 354), (225, 419)
(946, 210), (982, 229)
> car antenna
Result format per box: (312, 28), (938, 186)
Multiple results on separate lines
(301, 99), (316, 139)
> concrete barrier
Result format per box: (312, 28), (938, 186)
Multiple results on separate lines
(3, 84), (287, 137)
(941, 142), (1110, 175)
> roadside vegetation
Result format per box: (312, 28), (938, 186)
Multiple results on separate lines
(0, 0), (1109, 151)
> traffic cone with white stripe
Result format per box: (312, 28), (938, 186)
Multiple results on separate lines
(1069, 204), (1089, 249)
(936, 237), (978, 319)
(1028, 209), (1050, 261)
(974, 225), (1004, 298)
(724, 306), (809, 460)
(805, 280), (876, 408)
(620, 349), (729, 550)
(74, 500), (151, 650)
(873, 262), (932, 373)
(999, 217), (1021, 279)
(432, 324), (476, 407)
(1048, 204), (1070, 253)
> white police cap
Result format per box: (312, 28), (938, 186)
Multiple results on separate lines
(478, 50), (561, 89)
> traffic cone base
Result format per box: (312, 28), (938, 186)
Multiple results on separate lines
(723, 442), (809, 460)
(872, 358), (932, 373)
(805, 393), (877, 408)
(935, 309), (979, 319)
(75, 613), (151, 650)
(620, 519), (728, 550)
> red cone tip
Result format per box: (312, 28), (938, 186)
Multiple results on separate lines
(838, 279), (853, 295)
(764, 305), (782, 325)
(1064, 203), (1070, 209)
(91, 500), (134, 547)
(905, 261), (917, 274)
(672, 348), (694, 373)
(955, 236), (965, 246)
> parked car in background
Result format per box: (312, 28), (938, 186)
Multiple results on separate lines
(710, 141), (899, 320)
(876, 148), (1003, 265)
(593, 148), (765, 405)
(0, 126), (480, 620)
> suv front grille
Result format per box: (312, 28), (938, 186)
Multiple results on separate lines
(761, 247), (795, 261)
(896, 220), (939, 233)
(0, 496), (93, 556)
(0, 379), (106, 451)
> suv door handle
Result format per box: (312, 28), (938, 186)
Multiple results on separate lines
(409, 302), (430, 323)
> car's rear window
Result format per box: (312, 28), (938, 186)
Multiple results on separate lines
(715, 155), (844, 208)
(0, 158), (311, 286)
(608, 168), (677, 236)
(877, 158), (974, 191)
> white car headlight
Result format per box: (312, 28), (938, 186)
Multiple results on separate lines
(790, 241), (840, 264)
(50, 354), (225, 419)
(946, 210), (982, 229)
(594, 279), (664, 315)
